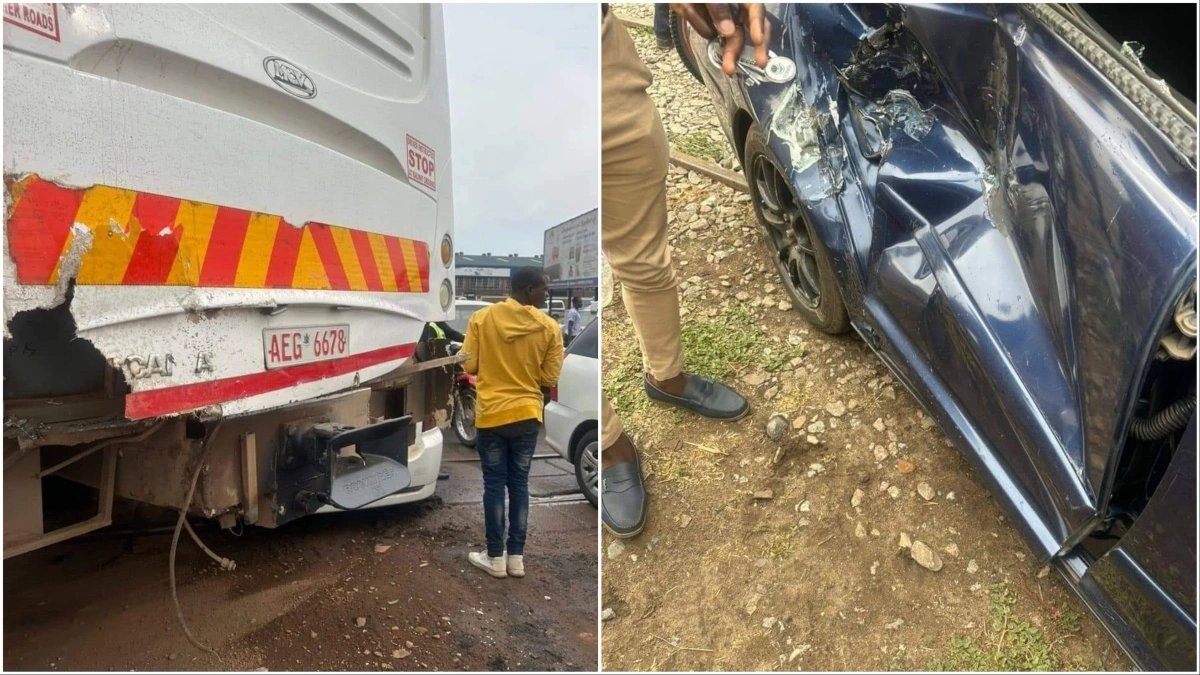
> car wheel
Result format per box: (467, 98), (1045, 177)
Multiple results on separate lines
(670, 11), (703, 83)
(452, 389), (477, 448)
(574, 429), (598, 508)
(743, 123), (850, 334)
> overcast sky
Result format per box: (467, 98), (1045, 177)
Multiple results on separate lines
(443, 4), (598, 258)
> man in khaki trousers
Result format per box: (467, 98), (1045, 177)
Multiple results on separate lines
(600, 4), (768, 537)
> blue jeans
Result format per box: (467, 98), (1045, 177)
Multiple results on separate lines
(476, 419), (540, 557)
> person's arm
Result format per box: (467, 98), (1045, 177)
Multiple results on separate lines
(438, 321), (465, 343)
(566, 311), (578, 336)
(462, 316), (480, 375)
(539, 326), (564, 387)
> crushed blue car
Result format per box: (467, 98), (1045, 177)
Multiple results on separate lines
(673, 3), (1197, 670)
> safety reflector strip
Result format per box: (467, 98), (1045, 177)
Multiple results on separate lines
(5, 175), (431, 293)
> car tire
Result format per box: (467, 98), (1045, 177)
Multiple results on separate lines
(670, 11), (703, 83)
(743, 123), (851, 334)
(573, 428), (599, 508)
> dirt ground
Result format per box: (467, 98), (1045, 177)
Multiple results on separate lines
(4, 470), (597, 671)
(599, 6), (1129, 672)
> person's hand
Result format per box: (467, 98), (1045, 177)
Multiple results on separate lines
(670, 3), (769, 77)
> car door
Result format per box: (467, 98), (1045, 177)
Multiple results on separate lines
(559, 319), (598, 420)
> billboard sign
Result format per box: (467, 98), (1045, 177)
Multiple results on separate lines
(542, 209), (597, 289)
(457, 267), (510, 278)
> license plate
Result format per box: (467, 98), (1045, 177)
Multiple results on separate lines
(263, 325), (349, 369)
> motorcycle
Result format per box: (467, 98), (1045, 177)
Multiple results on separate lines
(447, 343), (477, 447)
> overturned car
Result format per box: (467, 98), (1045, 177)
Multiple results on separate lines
(674, 3), (1197, 670)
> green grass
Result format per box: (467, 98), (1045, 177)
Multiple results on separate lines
(605, 304), (805, 431)
(667, 130), (728, 163)
(678, 304), (772, 381)
(927, 583), (1091, 672)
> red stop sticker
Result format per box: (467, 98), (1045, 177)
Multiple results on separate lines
(406, 134), (436, 192)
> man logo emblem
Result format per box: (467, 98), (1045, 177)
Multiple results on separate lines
(263, 57), (316, 99)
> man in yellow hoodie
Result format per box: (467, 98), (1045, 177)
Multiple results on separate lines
(461, 266), (564, 579)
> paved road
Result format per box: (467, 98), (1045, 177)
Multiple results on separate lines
(438, 427), (583, 504)
(3, 428), (597, 672)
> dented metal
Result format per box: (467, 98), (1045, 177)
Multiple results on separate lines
(684, 3), (1196, 668)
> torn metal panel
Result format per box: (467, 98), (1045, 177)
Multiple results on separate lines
(684, 4), (1196, 667)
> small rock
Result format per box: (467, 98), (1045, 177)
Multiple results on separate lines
(374, 544), (392, 554)
(887, 485), (901, 499)
(392, 649), (410, 659)
(808, 462), (825, 475)
(790, 645), (811, 662)
(1037, 565), (1051, 579)
(807, 420), (826, 434)
(944, 543), (960, 557)
(688, 170), (701, 185)
(898, 532), (912, 549)
(168, 654), (177, 661)
(799, 500), (810, 512)
(851, 489), (865, 508)
(873, 445), (889, 462)
(825, 401), (846, 417)
(885, 618), (904, 630)
(415, 627), (428, 635)
(680, 514), (692, 529)
(946, 491), (956, 501)
(764, 386), (779, 399)
(355, 617), (367, 628)
(762, 617), (778, 629)
(967, 559), (979, 574)
(745, 593), (761, 615)
(736, 291), (751, 301)
(601, 608), (616, 622)
(855, 522), (867, 539)
(607, 539), (626, 559)
(873, 418), (886, 432)
(910, 541), (943, 571)
(766, 414), (789, 441)
(791, 415), (808, 430)
(896, 459), (915, 475)
(753, 490), (774, 501)
(917, 482), (935, 501)
(778, 301), (792, 311)
(743, 371), (770, 386)
(806, 435), (820, 445)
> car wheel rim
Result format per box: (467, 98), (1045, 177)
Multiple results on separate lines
(751, 153), (822, 309)
(581, 441), (598, 497)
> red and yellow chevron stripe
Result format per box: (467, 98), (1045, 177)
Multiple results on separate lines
(5, 175), (431, 293)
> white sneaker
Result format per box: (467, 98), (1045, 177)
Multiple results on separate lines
(506, 554), (525, 578)
(467, 551), (506, 578)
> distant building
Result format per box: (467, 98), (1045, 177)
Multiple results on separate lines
(455, 253), (543, 301)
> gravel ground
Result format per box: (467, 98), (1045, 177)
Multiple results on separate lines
(600, 5), (1128, 672)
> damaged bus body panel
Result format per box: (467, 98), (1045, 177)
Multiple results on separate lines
(680, 3), (1196, 669)
(4, 4), (457, 558)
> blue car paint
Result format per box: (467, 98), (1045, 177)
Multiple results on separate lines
(686, 3), (1196, 669)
